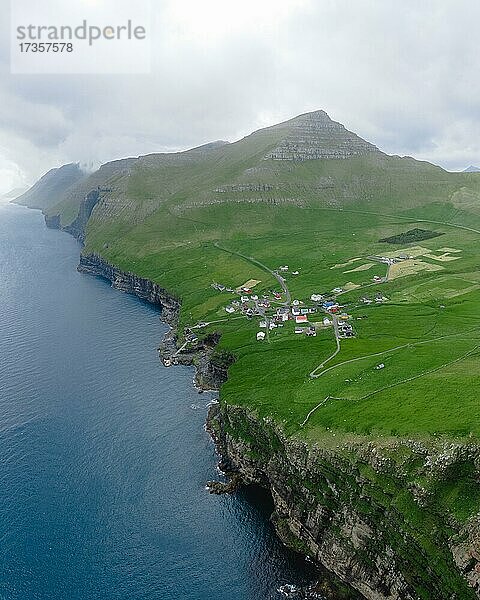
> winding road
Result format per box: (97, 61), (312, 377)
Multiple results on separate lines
(213, 242), (292, 306)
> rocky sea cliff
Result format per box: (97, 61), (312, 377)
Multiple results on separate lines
(44, 213), (480, 600)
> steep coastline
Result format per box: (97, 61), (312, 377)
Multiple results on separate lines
(77, 253), (231, 390)
(46, 220), (480, 600)
(77, 253), (181, 326)
(207, 403), (480, 600)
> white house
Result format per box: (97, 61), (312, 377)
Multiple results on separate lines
(256, 332), (266, 341)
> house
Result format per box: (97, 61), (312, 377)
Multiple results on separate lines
(308, 308), (317, 314)
(256, 332), (266, 341)
(241, 296), (249, 303)
(292, 299), (300, 306)
(301, 308), (309, 315)
(274, 293), (282, 300)
(295, 315), (308, 324)
(375, 363), (385, 370)
(292, 270), (299, 275)
(292, 308), (300, 316)
(332, 287), (343, 294)
(269, 322), (277, 330)
(279, 265), (289, 272)
(294, 327), (304, 334)
(252, 294), (259, 301)
(259, 320), (267, 328)
(373, 275), (382, 282)
(225, 306), (235, 314)
(323, 301), (335, 309)
(306, 327), (317, 337)
(311, 294), (323, 302)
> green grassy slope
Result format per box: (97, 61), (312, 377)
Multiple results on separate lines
(49, 111), (480, 443)
(14, 163), (85, 211)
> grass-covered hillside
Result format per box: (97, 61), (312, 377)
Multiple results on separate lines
(14, 163), (85, 211)
(36, 110), (480, 444)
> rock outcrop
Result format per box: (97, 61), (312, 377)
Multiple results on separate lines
(77, 253), (180, 325)
(63, 189), (102, 242)
(264, 111), (380, 161)
(207, 402), (479, 600)
(77, 253), (232, 390)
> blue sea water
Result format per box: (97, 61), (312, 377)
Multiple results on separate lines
(0, 203), (318, 600)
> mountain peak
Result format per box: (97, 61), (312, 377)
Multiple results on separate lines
(463, 165), (480, 172)
(261, 109), (380, 161)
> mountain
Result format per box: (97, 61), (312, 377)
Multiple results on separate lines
(32, 110), (448, 232)
(463, 165), (480, 172)
(26, 110), (480, 599)
(14, 163), (85, 211)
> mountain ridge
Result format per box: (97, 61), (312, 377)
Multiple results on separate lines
(16, 109), (446, 229)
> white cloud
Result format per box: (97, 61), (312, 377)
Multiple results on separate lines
(1, 0), (480, 193)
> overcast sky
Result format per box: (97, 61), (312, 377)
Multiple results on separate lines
(1, 0), (480, 194)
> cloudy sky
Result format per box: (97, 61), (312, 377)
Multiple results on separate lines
(1, 0), (480, 194)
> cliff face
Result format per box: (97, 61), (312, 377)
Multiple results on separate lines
(77, 253), (180, 325)
(207, 402), (480, 600)
(63, 189), (102, 242)
(77, 253), (231, 390)
(263, 110), (381, 161)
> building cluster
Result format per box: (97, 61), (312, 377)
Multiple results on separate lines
(213, 274), (362, 344)
(277, 265), (299, 275)
(361, 294), (388, 305)
(370, 254), (412, 265)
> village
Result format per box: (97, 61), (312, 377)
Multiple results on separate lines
(209, 262), (391, 344)
(161, 245), (457, 368)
